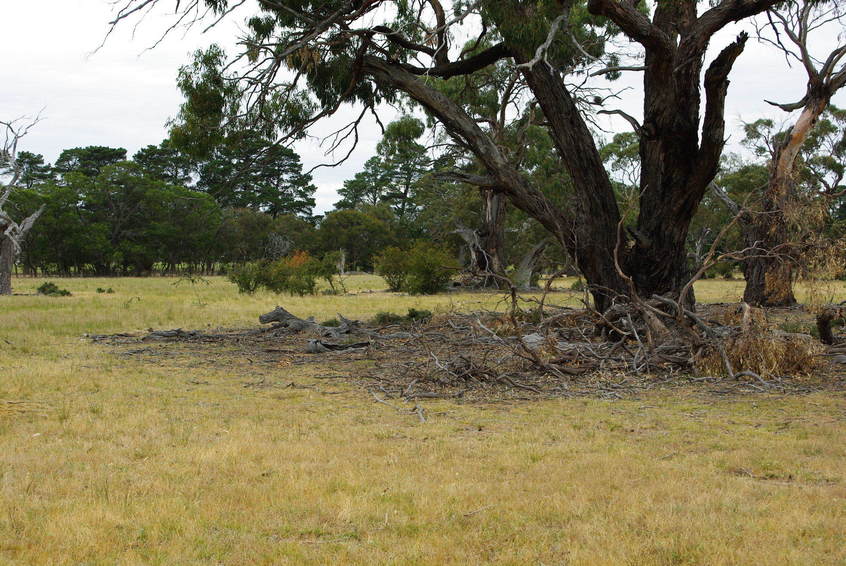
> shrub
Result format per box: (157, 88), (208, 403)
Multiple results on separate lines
(373, 311), (406, 326)
(373, 308), (434, 326)
(263, 251), (319, 297)
(227, 261), (266, 294)
(406, 308), (432, 323)
(570, 279), (586, 292)
(706, 261), (736, 280)
(374, 246), (408, 292)
(315, 251), (347, 294)
(403, 242), (457, 295)
(228, 251), (346, 297)
(37, 282), (72, 297)
(96, 287), (115, 294)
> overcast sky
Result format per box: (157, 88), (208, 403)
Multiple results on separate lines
(1, 1), (843, 213)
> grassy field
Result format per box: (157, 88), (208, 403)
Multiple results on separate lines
(1, 275), (845, 565)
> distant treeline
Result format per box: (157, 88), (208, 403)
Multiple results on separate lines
(5, 140), (424, 277)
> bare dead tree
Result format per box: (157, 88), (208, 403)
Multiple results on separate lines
(0, 116), (45, 295)
(740, 0), (846, 306)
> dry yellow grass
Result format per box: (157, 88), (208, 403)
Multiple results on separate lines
(1, 276), (845, 565)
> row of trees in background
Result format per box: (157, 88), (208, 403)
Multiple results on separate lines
(3, 102), (844, 296)
(4, 0), (846, 302)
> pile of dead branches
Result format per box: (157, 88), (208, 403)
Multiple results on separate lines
(90, 300), (845, 402)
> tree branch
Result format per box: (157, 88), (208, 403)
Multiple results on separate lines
(398, 42), (512, 79)
(586, 0), (673, 54)
(696, 32), (749, 188)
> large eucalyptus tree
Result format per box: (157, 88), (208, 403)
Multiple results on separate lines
(111, 0), (780, 310)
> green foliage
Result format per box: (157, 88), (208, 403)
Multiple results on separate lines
(262, 252), (318, 296)
(133, 142), (195, 186)
(372, 311), (407, 326)
(705, 261), (736, 280)
(600, 132), (640, 192)
(403, 241), (457, 295)
(226, 253), (326, 297)
(374, 246), (408, 292)
(334, 116), (429, 220)
(96, 287), (115, 294)
(53, 146), (127, 178)
(372, 308), (433, 326)
(317, 208), (396, 270)
(227, 261), (266, 294)
(314, 251), (347, 294)
(36, 282), (71, 297)
(570, 279), (586, 292)
(335, 156), (389, 210)
(196, 131), (316, 218)
(376, 242), (456, 294)
(15, 151), (53, 188)
(406, 308), (432, 323)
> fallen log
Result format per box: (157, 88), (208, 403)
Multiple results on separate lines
(259, 306), (361, 339)
(306, 339), (371, 354)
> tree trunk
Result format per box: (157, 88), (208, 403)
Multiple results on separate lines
(512, 239), (550, 291)
(742, 251), (795, 306)
(0, 235), (14, 296)
(742, 96), (829, 307)
(363, 0), (764, 312)
(477, 189), (507, 286)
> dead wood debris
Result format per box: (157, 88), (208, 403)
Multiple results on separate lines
(87, 302), (846, 402)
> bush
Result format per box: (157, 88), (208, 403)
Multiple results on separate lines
(37, 282), (72, 297)
(403, 242), (456, 295)
(570, 279), (586, 292)
(374, 246), (408, 292)
(315, 251), (347, 294)
(406, 308), (432, 323)
(96, 287), (115, 294)
(228, 251), (346, 297)
(227, 261), (266, 294)
(373, 311), (406, 325)
(263, 251), (318, 297)
(372, 308), (433, 326)
(706, 261), (736, 280)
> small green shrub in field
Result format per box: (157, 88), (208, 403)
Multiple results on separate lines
(228, 251), (347, 297)
(96, 287), (115, 294)
(406, 308), (432, 322)
(373, 311), (406, 325)
(570, 279), (586, 292)
(227, 262), (267, 294)
(315, 251), (347, 294)
(374, 246), (408, 292)
(403, 242), (457, 295)
(706, 261), (736, 280)
(373, 308), (433, 326)
(320, 318), (340, 327)
(37, 282), (72, 297)
(376, 243), (455, 294)
(263, 251), (318, 297)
